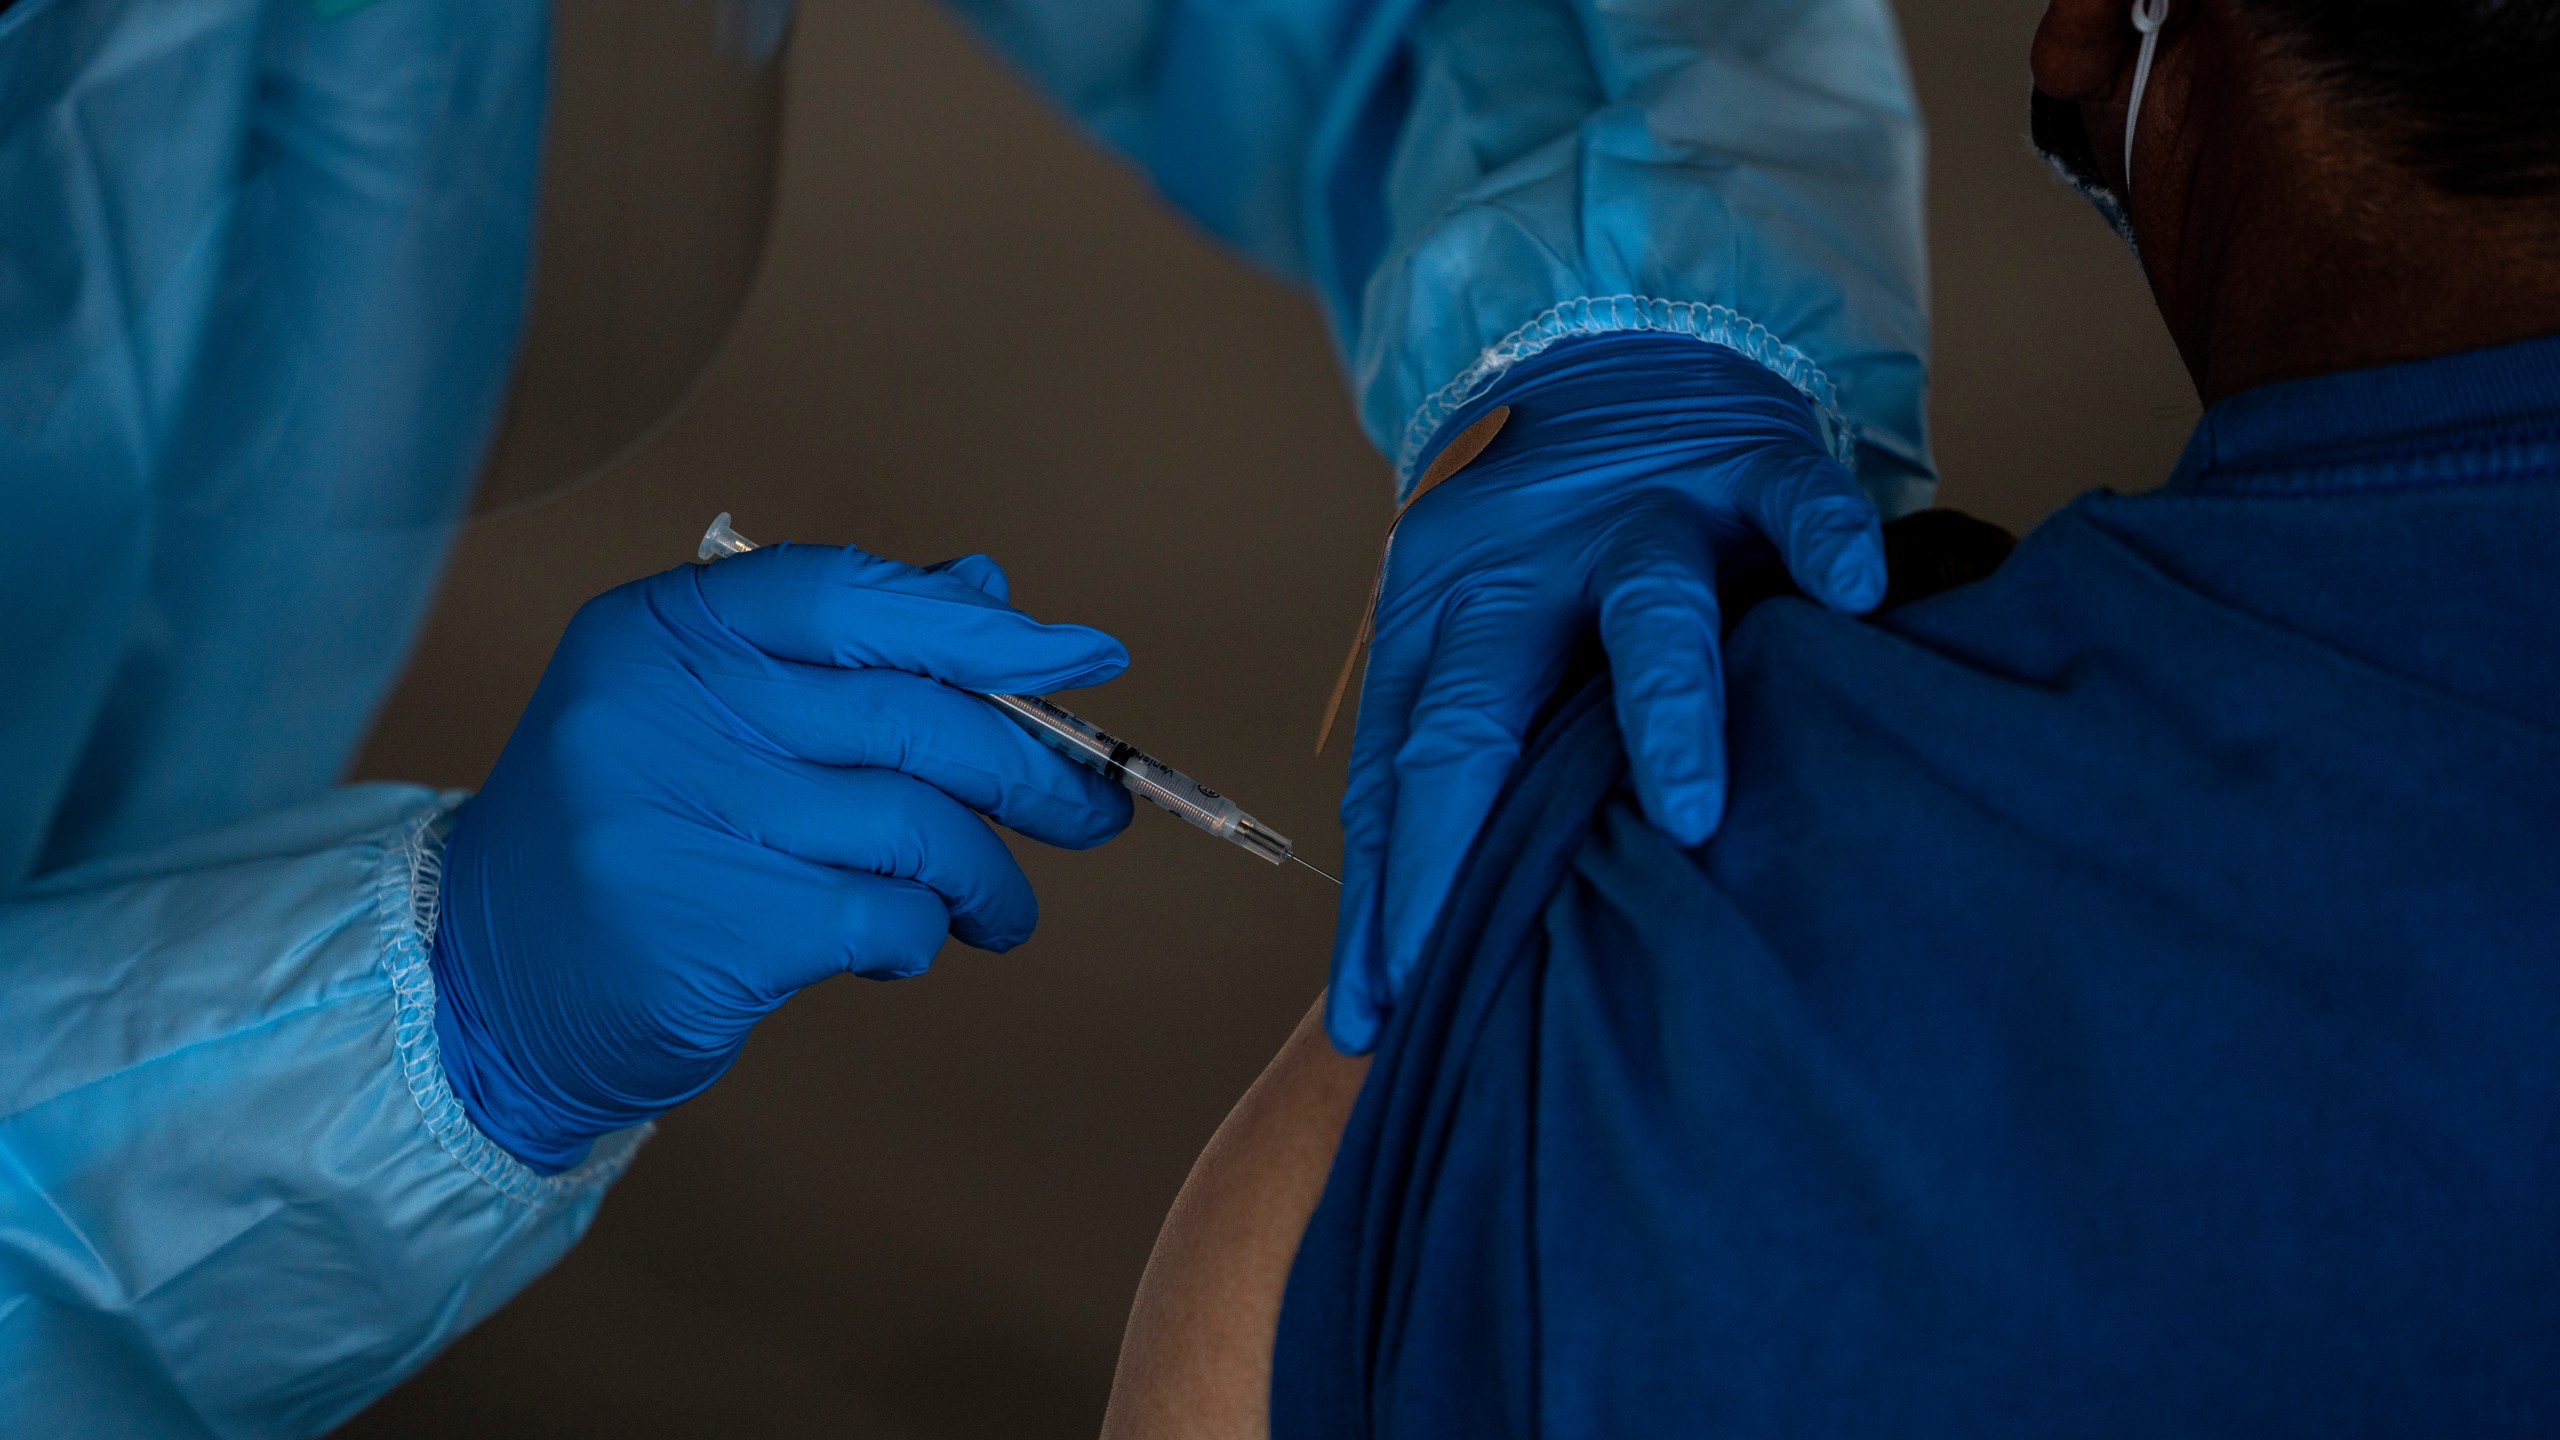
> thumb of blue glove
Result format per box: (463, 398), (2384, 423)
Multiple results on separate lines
(430, 542), (1135, 1172)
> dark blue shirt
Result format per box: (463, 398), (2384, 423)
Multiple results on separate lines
(1277, 334), (2560, 1437)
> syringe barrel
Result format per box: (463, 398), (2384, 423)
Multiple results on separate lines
(987, 693), (1291, 865)
(690, 519), (1295, 869)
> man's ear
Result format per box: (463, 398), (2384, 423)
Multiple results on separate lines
(2034, 0), (2130, 101)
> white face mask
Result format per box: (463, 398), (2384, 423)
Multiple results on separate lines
(2033, 90), (2140, 250)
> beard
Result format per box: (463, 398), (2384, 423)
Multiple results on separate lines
(2032, 88), (2142, 255)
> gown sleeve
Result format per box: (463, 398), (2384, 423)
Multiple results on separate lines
(940, 0), (1933, 509)
(0, 785), (644, 1439)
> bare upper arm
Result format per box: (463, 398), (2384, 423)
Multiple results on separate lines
(1100, 996), (1370, 1440)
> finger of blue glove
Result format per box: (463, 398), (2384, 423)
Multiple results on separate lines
(645, 850), (955, 997)
(927, 553), (1011, 603)
(825, 874), (959, 982)
(695, 662), (1134, 850)
(1594, 509), (1730, 846)
(1327, 792), (1395, 1055)
(1376, 589), (1573, 1020)
(1327, 753), (1399, 1055)
(1738, 449), (1889, 614)
(1326, 554), (1464, 1054)
(695, 543), (1128, 693)
(702, 758), (1043, 961)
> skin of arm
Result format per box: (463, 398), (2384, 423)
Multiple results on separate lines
(1099, 997), (1369, 1440)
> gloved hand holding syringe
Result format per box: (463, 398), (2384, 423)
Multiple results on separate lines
(700, 514), (1338, 884)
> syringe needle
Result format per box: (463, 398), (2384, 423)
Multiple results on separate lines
(1290, 853), (1342, 886)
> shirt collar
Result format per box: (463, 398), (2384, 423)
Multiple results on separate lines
(2168, 330), (2560, 495)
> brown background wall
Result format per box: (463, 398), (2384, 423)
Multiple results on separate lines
(342, 1), (2192, 1434)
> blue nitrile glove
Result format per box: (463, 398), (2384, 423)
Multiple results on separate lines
(1329, 335), (1890, 1053)
(430, 542), (1136, 1172)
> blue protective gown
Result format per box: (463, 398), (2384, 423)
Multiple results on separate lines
(0, 0), (1930, 1430)
(1275, 332), (2560, 1437)
(944, 0), (1933, 503)
(1, 3), (650, 1435)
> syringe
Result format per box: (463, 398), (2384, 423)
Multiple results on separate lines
(697, 514), (1337, 884)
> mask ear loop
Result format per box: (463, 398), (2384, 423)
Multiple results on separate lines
(2124, 0), (2171, 202)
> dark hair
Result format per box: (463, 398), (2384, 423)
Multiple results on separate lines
(2233, 1), (2560, 198)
